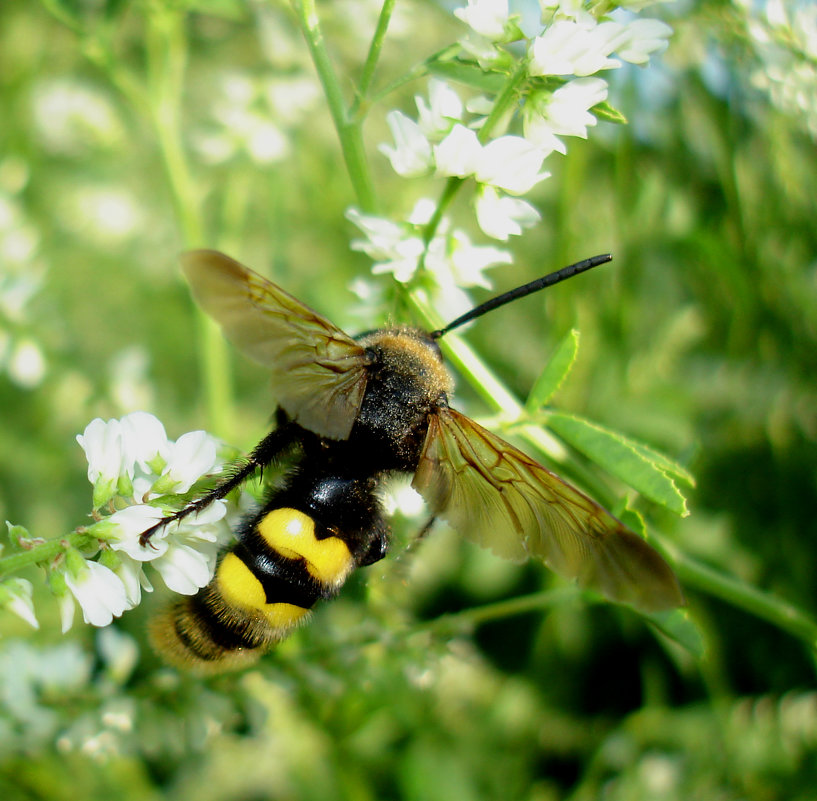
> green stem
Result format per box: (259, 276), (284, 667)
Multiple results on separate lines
(145, 8), (203, 246)
(411, 587), (578, 637)
(0, 533), (99, 579)
(350, 0), (396, 120)
(659, 538), (817, 653)
(291, 0), (376, 211)
(477, 57), (529, 143)
(421, 177), (464, 248)
(144, 7), (233, 439)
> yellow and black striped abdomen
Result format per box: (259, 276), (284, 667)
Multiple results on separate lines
(150, 507), (362, 674)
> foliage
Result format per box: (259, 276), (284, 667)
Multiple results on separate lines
(0, 0), (816, 798)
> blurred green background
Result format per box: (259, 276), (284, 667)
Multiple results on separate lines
(1, 0), (816, 799)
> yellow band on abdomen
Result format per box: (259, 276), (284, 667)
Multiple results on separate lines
(256, 507), (354, 587)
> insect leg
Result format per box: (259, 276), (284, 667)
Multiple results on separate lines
(138, 422), (303, 547)
(408, 516), (437, 550)
(357, 521), (390, 566)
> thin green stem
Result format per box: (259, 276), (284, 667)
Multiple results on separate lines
(291, 0), (376, 211)
(411, 587), (579, 637)
(145, 7), (203, 246)
(659, 537), (817, 653)
(350, 0), (396, 120)
(366, 44), (462, 109)
(144, 7), (233, 439)
(0, 532), (99, 579)
(294, 588), (579, 660)
(421, 177), (464, 247)
(477, 57), (529, 143)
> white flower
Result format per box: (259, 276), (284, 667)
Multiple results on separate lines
(1, 577), (39, 629)
(157, 429), (220, 494)
(425, 228), (511, 289)
(546, 77), (608, 136)
(521, 113), (566, 155)
(7, 339), (46, 389)
(407, 197), (438, 225)
(77, 418), (122, 484)
(78, 411), (169, 501)
(447, 230), (513, 286)
(415, 80), (464, 140)
(77, 418), (126, 508)
(616, 19), (673, 64)
(530, 20), (624, 77)
(106, 504), (170, 560)
(379, 111), (433, 177)
(370, 237), (426, 282)
(434, 124), (484, 177)
(458, 31), (505, 68)
(347, 208), (425, 282)
(245, 120), (289, 163)
(106, 499), (226, 563)
(347, 208), (408, 257)
(31, 79), (123, 155)
(58, 591), (75, 634)
(475, 185), (541, 240)
(111, 554), (152, 607)
(153, 540), (219, 595)
(64, 557), (131, 627)
(454, 0), (510, 42)
(119, 411), (168, 473)
(199, 73), (291, 166)
(524, 78), (608, 150)
(538, 0), (595, 24)
(474, 136), (551, 194)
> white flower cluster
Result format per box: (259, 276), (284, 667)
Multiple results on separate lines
(348, 200), (513, 320)
(193, 71), (322, 166)
(49, 412), (232, 631)
(743, 0), (817, 140)
(356, 0), (672, 297)
(378, 80), (547, 243)
(0, 159), (48, 389)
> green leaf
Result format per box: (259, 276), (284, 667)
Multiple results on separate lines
(617, 504), (647, 537)
(623, 436), (696, 488)
(593, 101), (628, 125)
(646, 607), (706, 658)
(426, 59), (510, 94)
(525, 329), (580, 411)
(545, 411), (692, 516)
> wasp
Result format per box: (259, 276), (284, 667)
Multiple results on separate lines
(145, 250), (682, 673)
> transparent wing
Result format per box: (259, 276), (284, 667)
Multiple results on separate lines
(412, 409), (683, 612)
(181, 250), (369, 440)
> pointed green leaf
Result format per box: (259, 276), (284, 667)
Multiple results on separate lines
(593, 101), (628, 125)
(525, 329), (580, 411)
(545, 411), (691, 516)
(622, 437), (696, 488)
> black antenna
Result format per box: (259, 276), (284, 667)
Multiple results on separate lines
(431, 253), (613, 339)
